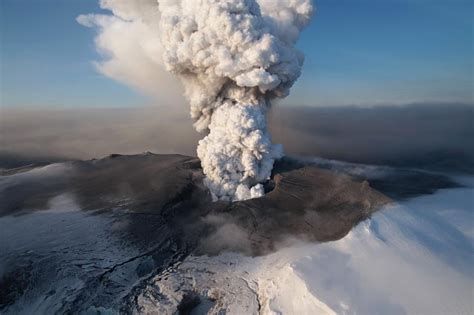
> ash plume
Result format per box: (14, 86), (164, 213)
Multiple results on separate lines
(79, 0), (313, 201)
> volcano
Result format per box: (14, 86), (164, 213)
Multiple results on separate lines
(1, 153), (458, 313)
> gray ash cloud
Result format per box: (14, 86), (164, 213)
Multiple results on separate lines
(2, 103), (472, 173)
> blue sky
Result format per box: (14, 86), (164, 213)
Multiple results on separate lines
(1, 0), (472, 108)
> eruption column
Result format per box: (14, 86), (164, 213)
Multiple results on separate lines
(158, 0), (312, 201)
(196, 89), (283, 201)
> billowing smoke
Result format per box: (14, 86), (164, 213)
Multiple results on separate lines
(78, 0), (313, 201)
(76, 0), (183, 103)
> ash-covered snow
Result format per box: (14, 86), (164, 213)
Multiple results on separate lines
(1, 155), (471, 314)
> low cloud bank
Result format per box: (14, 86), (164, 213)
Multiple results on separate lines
(1, 106), (200, 166)
(1, 103), (472, 172)
(269, 103), (474, 172)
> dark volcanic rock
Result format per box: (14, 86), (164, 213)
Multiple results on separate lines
(197, 165), (389, 254)
(1, 153), (389, 254)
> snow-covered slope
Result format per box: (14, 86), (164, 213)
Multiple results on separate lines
(135, 177), (473, 314)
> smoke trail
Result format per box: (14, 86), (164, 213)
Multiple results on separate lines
(78, 0), (313, 201)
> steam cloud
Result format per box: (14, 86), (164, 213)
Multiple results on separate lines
(78, 0), (313, 201)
